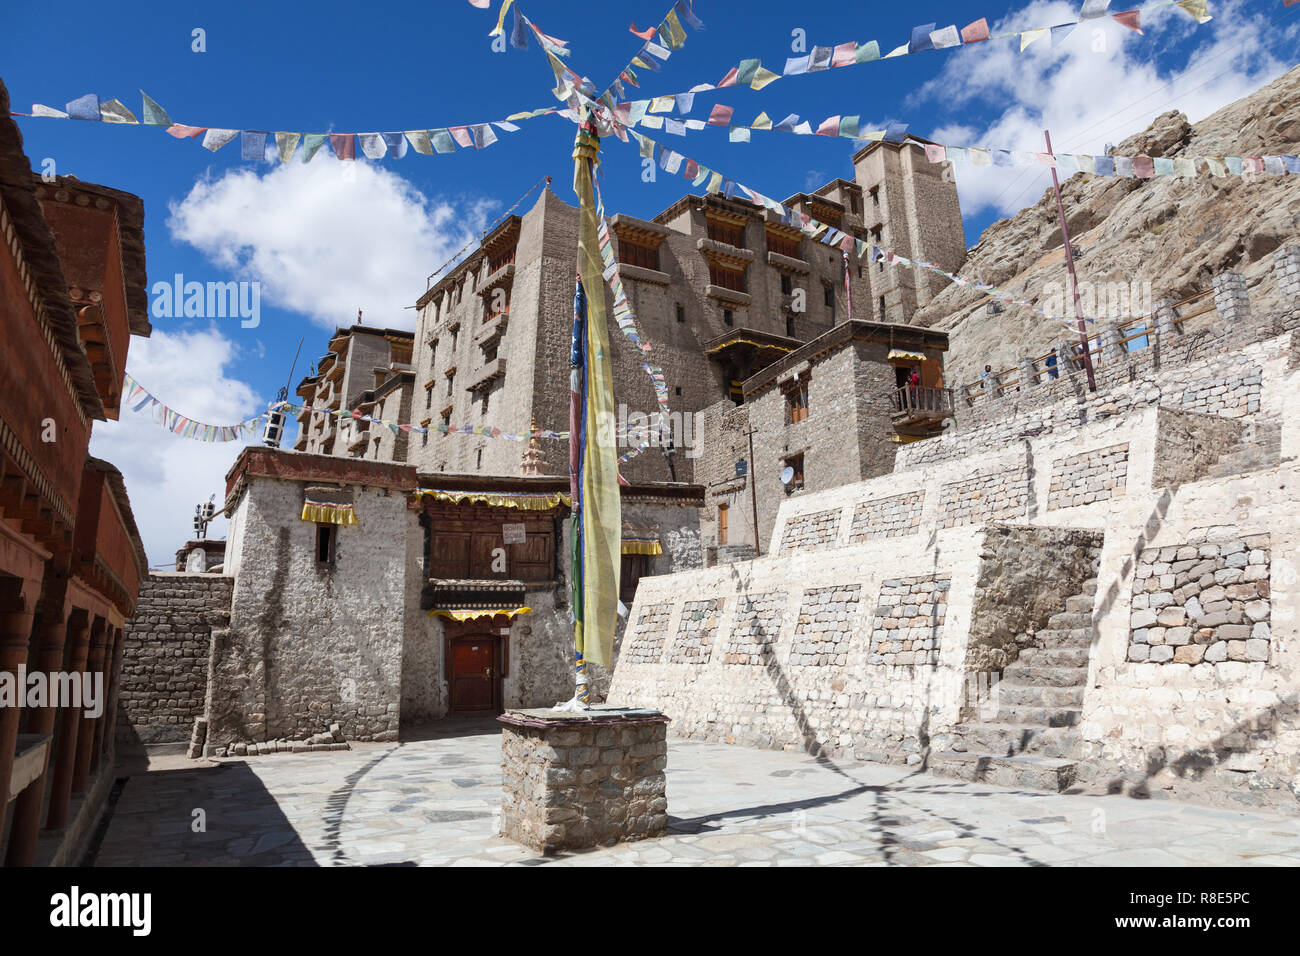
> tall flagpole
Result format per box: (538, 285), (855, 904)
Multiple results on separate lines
(557, 109), (622, 710)
(1045, 129), (1097, 392)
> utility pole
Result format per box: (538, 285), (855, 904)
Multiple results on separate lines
(743, 423), (762, 556)
(1045, 129), (1097, 392)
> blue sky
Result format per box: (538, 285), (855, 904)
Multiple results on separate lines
(3, 0), (1295, 562)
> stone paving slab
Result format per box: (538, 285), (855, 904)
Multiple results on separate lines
(93, 722), (1300, 867)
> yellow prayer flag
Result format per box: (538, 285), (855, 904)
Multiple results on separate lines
(1020, 28), (1049, 51)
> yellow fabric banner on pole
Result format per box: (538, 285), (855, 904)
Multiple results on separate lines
(572, 118), (621, 669)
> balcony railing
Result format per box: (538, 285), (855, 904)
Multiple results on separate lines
(890, 386), (955, 421)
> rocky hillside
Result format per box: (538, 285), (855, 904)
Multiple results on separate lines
(917, 65), (1300, 389)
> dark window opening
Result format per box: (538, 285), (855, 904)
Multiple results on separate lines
(617, 238), (659, 271)
(316, 525), (337, 567)
(723, 309), (734, 327)
(786, 316), (796, 338)
(767, 232), (800, 259)
(784, 379), (809, 425)
(676, 304), (685, 323)
(620, 554), (651, 606)
(709, 263), (747, 293)
(783, 453), (805, 492)
(780, 273), (793, 295)
(706, 218), (746, 248)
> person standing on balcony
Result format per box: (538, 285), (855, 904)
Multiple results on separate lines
(908, 368), (920, 408)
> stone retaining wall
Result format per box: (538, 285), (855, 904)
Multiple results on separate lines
(118, 573), (232, 746)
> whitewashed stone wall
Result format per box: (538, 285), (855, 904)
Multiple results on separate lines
(211, 478), (410, 748)
(614, 332), (1300, 809)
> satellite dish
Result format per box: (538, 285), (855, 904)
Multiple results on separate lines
(780, 466), (795, 485)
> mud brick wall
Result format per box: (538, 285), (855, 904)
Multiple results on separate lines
(790, 585), (861, 666)
(623, 602), (673, 664)
(848, 491), (925, 542)
(1128, 533), (1271, 666)
(938, 469), (1029, 529)
(721, 590), (787, 664)
(668, 598), (724, 664)
(119, 572), (232, 746)
(778, 508), (842, 554)
(868, 575), (950, 666)
(1047, 443), (1130, 511)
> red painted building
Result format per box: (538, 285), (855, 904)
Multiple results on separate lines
(0, 79), (150, 865)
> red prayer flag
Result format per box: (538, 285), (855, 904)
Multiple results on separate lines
(1111, 10), (1143, 33)
(166, 124), (205, 138)
(449, 126), (473, 148)
(961, 18), (990, 43)
(708, 104), (734, 126)
(831, 41), (856, 67)
(329, 133), (355, 160)
(716, 67), (739, 88)
(629, 22), (656, 40)
(1133, 155), (1155, 178)
(816, 115), (841, 136)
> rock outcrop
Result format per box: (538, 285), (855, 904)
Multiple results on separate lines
(917, 65), (1300, 388)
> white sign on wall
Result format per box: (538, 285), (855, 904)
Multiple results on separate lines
(502, 522), (527, 545)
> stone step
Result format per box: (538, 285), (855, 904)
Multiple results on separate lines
(1079, 579), (1099, 596)
(1000, 663), (1089, 686)
(1018, 646), (1092, 668)
(993, 682), (1085, 708)
(1064, 593), (1095, 613)
(1032, 627), (1093, 648)
(1046, 611), (1094, 630)
(995, 703), (1082, 727)
(927, 751), (1078, 792)
(947, 722), (1081, 760)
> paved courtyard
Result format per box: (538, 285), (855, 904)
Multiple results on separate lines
(94, 721), (1300, 866)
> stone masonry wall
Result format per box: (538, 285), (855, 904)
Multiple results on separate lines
(119, 573), (232, 746)
(898, 335), (1281, 471)
(1127, 531), (1271, 666)
(868, 576), (949, 667)
(499, 715), (669, 852)
(778, 508), (841, 554)
(668, 598), (725, 664)
(790, 586), (860, 667)
(849, 491), (925, 542)
(1047, 443), (1129, 511)
(938, 468), (1029, 528)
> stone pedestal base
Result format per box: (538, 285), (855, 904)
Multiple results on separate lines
(499, 706), (668, 853)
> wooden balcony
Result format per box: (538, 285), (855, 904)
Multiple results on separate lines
(890, 386), (955, 425)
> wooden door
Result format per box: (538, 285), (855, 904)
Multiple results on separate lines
(449, 636), (499, 714)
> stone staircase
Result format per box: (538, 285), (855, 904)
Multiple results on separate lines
(928, 572), (1099, 792)
(1205, 418), (1282, 479)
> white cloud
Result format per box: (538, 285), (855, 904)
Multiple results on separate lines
(915, 0), (1297, 222)
(167, 160), (495, 330)
(89, 326), (262, 567)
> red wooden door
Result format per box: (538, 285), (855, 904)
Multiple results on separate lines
(449, 637), (498, 714)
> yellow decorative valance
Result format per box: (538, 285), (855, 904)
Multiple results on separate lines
(427, 606), (533, 622)
(302, 486), (357, 525)
(621, 526), (662, 556)
(887, 349), (927, 363)
(705, 338), (796, 356)
(417, 489), (571, 511)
